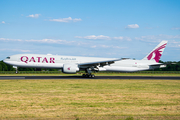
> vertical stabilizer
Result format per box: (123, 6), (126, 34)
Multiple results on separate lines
(142, 41), (168, 62)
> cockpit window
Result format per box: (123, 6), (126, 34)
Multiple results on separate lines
(6, 57), (10, 59)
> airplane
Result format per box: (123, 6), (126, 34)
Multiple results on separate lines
(3, 41), (168, 78)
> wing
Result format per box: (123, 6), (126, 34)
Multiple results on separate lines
(78, 58), (122, 68)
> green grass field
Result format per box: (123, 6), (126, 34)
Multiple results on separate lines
(0, 79), (180, 120)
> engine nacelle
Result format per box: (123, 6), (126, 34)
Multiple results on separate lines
(62, 64), (79, 74)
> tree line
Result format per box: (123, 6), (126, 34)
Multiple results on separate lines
(0, 60), (180, 71)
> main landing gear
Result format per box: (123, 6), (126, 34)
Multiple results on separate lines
(82, 73), (95, 78)
(82, 68), (95, 78)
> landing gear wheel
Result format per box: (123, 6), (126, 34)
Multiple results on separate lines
(82, 74), (86, 77)
(89, 74), (92, 78)
(91, 74), (95, 78)
(82, 73), (95, 78)
(86, 74), (89, 78)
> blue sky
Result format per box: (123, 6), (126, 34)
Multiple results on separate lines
(0, 0), (180, 61)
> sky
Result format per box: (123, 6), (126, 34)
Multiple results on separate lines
(0, 0), (180, 61)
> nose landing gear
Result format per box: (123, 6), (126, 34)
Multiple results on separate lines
(13, 66), (18, 74)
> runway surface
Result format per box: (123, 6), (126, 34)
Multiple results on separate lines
(0, 76), (180, 80)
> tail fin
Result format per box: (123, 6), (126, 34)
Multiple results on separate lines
(142, 41), (168, 62)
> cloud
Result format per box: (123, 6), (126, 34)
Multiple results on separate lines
(27, 14), (40, 18)
(75, 35), (131, 41)
(73, 18), (82, 22)
(0, 48), (31, 52)
(2, 21), (5, 24)
(0, 38), (22, 41)
(91, 45), (97, 48)
(49, 17), (82, 22)
(25, 39), (66, 44)
(169, 40), (180, 48)
(101, 45), (109, 48)
(135, 35), (180, 48)
(171, 27), (180, 30)
(0, 38), (76, 45)
(0, 37), (129, 51)
(75, 35), (111, 40)
(113, 36), (123, 40)
(91, 44), (128, 49)
(125, 24), (139, 29)
(135, 34), (180, 43)
(113, 37), (132, 41)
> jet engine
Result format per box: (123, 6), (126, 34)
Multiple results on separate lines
(62, 63), (79, 74)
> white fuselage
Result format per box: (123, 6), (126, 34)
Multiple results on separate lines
(3, 54), (162, 72)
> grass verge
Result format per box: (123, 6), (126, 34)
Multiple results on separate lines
(0, 79), (180, 119)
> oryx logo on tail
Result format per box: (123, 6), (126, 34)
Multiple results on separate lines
(147, 43), (167, 62)
(143, 41), (168, 62)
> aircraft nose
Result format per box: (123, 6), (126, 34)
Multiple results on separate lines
(3, 59), (7, 63)
(3, 57), (10, 63)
